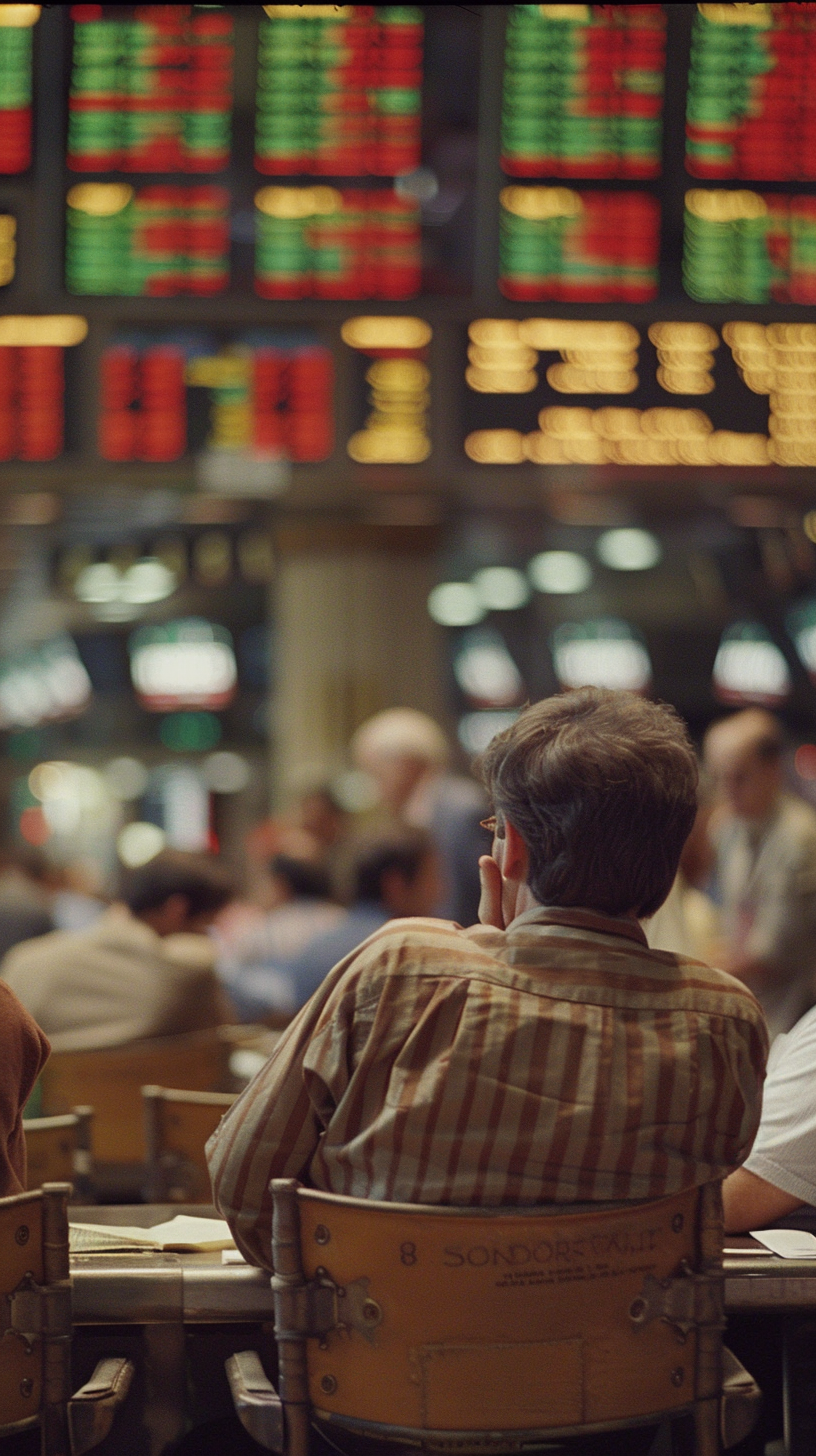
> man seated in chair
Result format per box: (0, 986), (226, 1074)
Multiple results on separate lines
(0, 850), (234, 1052)
(208, 688), (768, 1271)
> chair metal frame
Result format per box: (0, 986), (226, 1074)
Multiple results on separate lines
(0, 1181), (133, 1456)
(22, 1108), (94, 1201)
(141, 1084), (237, 1202)
(227, 1179), (734, 1456)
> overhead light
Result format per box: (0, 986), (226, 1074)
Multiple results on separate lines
(117, 822), (166, 868)
(528, 550), (592, 595)
(472, 567), (530, 611)
(713, 623), (791, 706)
(123, 558), (176, 605)
(427, 583), (484, 627)
(74, 563), (120, 605)
(597, 528), (662, 571)
(74, 557), (177, 615)
(454, 631), (524, 707)
(552, 619), (652, 693)
(24, 761), (109, 841)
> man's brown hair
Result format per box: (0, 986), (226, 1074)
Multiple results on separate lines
(478, 687), (698, 918)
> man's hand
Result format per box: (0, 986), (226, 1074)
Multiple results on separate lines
(478, 855), (505, 929)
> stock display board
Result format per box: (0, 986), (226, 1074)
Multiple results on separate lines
(255, 6), (422, 176)
(686, 2), (816, 180)
(4, 4), (816, 483)
(98, 331), (333, 463)
(67, 5), (233, 172)
(0, 7), (37, 175)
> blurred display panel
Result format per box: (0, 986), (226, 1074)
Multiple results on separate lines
(341, 314), (431, 462)
(0, 215), (16, 286)
(712, 620), (792, 705)
(686, 2), (816, 180)
(66, 182), (229, 295)
(0, 316), (87, 462)
(0, 5), (39, 174)
(98, 333), (333, 463)
(684, 189), (816, 303)
(462, 317), (816, 467)
(0, 638), (91, 729)
(256, 5), (422, 177)
(552, 619), (652, 693)
(67, 4), (233, 173)
(129, 618), (237, 711)
(255, 185), (420, 299)
(499, 186), (659, 301)
(502, 5), (665, 180)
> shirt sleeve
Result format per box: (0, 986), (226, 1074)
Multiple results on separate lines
(0, 983), (50, 1196)
(206, 938), (384, 1269)
(743, 1006), (816, 1206)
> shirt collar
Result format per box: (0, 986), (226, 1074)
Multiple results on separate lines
(508, 903), (649, 947)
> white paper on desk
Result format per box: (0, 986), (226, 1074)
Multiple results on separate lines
(221, 1248), (247, 1264)
(749, 1228), (816, 1258)
(70, 1215), (235, 1253)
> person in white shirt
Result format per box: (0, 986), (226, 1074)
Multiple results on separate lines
(723, 1002), (816, 1231)
(351, 708), (489, 926)
(705, 708), (816, 1041)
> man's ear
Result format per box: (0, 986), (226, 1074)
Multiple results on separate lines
(501, 819), (529, 884)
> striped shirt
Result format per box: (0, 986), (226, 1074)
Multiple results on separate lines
(207, 906), (768, 1269)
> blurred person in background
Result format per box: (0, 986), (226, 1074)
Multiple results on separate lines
(351, 708), (489, 925)
(646, 777), (720, 963)
(217, 839), (344, 1021)
(0, 847), (55, 959)
(236, 828), (442, 1019)
(245, 782), (350, 873)
(0, 850), (234, 1052)
(294, 782), (350, 859)
(705, 708), (816, 1041)
(50, 857), (107, 932)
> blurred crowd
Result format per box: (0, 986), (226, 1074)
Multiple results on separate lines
(1, 701), (816, 1059)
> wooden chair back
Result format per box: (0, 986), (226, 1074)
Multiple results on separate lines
(142, 1086), (237, 1202)
(23, 1107), (94, 1200)
(268, 1179), (725, 1456)
(0, 1182), (72, 1451)
(40, 1028), (231, 1167)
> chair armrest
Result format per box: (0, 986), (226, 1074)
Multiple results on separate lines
(68, 1356), (134, 1455)
(721, 1346), (762, 1450)
(226, 1350), (284, 1452)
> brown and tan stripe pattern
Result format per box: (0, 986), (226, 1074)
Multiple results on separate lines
(207, 907), (768, 1269)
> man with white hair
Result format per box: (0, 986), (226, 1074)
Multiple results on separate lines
(705, 707), (816, 1040)
(351, 707), (489, 925)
